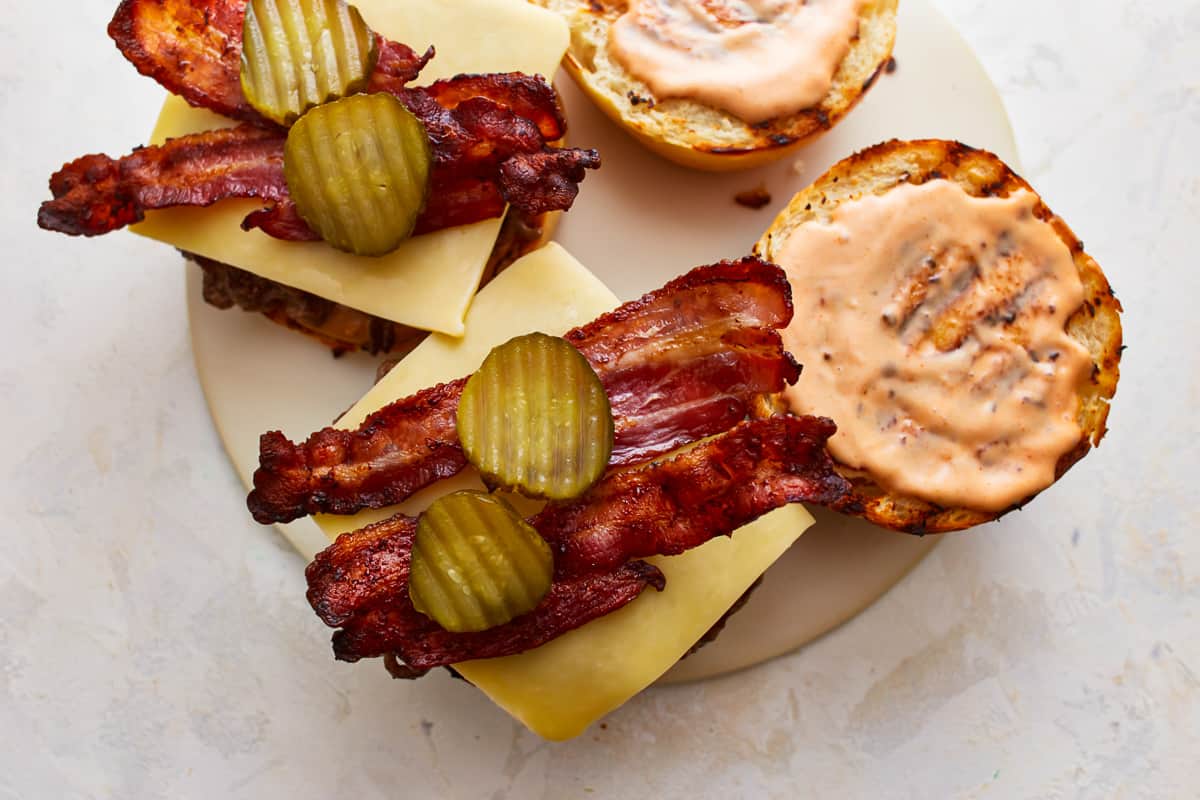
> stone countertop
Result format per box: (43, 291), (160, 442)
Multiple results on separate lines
(2, 1), (1197, 797)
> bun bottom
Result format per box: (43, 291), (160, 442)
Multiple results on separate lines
(755, 139), (1123, 533)
(541, 0), (898, 171)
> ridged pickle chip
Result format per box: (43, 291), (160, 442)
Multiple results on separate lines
(240, 0), (378, 125)
(458, 333), (614, 499)
(283, 93), (432, 256)
(409, 491), (554, 633)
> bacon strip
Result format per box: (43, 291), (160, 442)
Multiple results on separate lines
(537, 416), (848, 577)
(247, 258), (800, 524)
(306, 415), (847, 668)
(307, 513), (423, 628)
(341, 564), (664, 667)
(108, 0), (259, 122)
(254, 379), (470, 525)
(238, 72), (583, 240)
(368, 40), (437, 98)
(420, 73), (566, 142)
(497, 149), (601, 217)
(565, 257), (798, 464)
(38, 82), (597, 238)
(109, 1), (560, 138)
(307, 415), (844, 621)
(305, 512), (664, 666)
(107, 0), (431, 123)
(39, 125), (286, 237)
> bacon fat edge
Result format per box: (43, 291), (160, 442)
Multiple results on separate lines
(306, 415), (849, 669)
(38, 0), (598, 238)
(247, 258), (801, 524)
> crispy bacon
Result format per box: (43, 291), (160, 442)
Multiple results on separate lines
(420, 73), (566, 142)
(38, 81), (597, 238)
(537, 416), (849, 577)
(306, 512), (664, 666)
(247, 258), (801, 524)
(306, 415), (848, 668)
(565, 256), (799, 464)
(369, 40), (436, 97)
(108, 0), (258, 122)
(255, 379), (470, 525)
(498, 149), (602, 217)
(307, 513), (423, 628)
(411, 177), (505, 236)
(107, 0), (431, 123)
(227, 82), (568, 241)
(39, 125), (286, 236)
(41, 2), (595, 239)
(238, 198), (318, 241)
(307, 415), (843, 622)
(340, 564), (664, 667)
(110, 1), (560, 137)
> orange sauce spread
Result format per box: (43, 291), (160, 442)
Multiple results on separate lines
(608, 0), (865, 123)
(777, 180), (1092, 511)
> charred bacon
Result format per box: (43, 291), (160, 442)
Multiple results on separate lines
(307, 416), (848, 668)
(247, 258), (801, 523)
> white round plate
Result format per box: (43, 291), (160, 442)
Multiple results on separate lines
(188, 0), (1018, 684)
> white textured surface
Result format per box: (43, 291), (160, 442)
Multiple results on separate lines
(3, 1), (1198, 798)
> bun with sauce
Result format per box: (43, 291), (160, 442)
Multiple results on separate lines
(756, 139), (1122, 532)
(536, 0), (898, 171)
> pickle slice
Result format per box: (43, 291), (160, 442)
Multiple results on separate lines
(284, 93), (432, 256)
(240, 0), (378, 125)
(409, 491), (554, 633)
(458, 333), (614, 499)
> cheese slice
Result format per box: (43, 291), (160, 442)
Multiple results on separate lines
(130, 0), (570, 336)
(316, 243), (814, 740)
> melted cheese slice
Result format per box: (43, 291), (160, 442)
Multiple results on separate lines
(316, 243), (813, 740)
(130, 0), (569, 336)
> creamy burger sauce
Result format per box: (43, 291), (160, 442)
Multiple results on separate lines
(776, 180), (1092, 511)
(608, 0), (865, 123)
